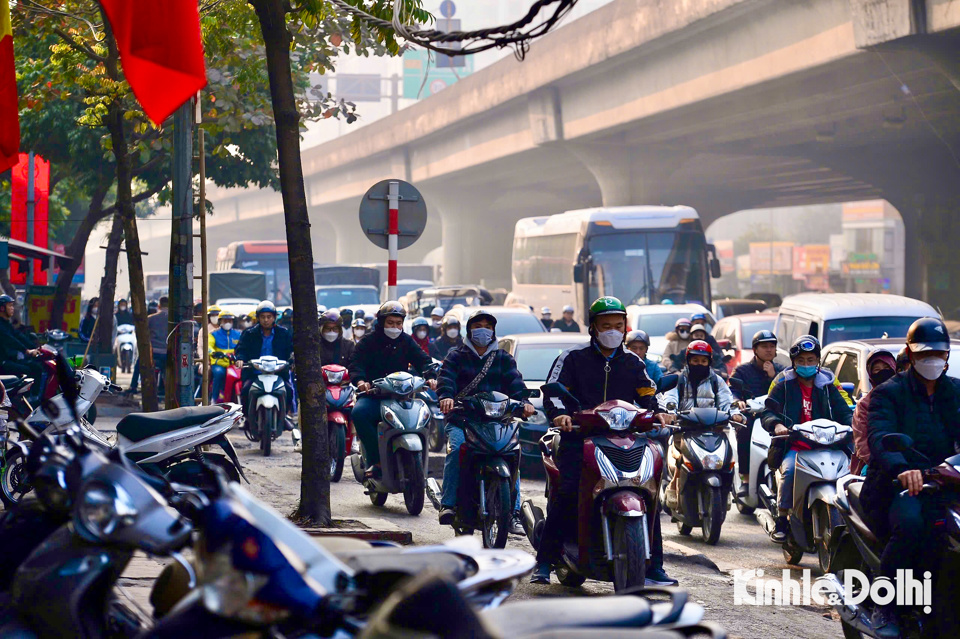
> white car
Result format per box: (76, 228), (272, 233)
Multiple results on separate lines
(625, 303), (715, 357)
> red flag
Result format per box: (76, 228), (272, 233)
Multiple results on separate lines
(98, 0), (207, 125)
(10, 153), (50, 285)
(0, 0), (19, 172)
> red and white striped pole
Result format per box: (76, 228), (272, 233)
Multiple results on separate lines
(387, 181), (399, 300)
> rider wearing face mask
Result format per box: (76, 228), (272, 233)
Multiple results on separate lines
(411, 317), (432, 354)
(79, 297), (100, 341)
(429, 307), (444, 339)
(350, 318), (367, 343)
(849, 350), (897, 476)
(430, 315), (463, 361)
(208, 312), (241, 402)
(115, 299), (134, 326)
(349, 301), (437, 478)
(436, 309), (535, 532)
(860, 317), (960, 637)
(319, 310), (355, 367)
(662, 318), (693, 373)
(760, 335), (852, 543)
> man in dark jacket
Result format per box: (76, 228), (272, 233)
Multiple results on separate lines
(531, 296), (672, 586)
(235, 300), (294, 421)
(349, 301), (436, 475)
(760, 335), (852, 543)
(553, 305), (581, 332)
(429, 315), (462, 361)
(0, 294), (44, 395)
(319, 309), (354, 367)
(861, 318), (960, 636)
(115, 299), (134, 326)
(436, 309), (534, 532)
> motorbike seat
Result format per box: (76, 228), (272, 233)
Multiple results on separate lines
(845, 480), (880, 545)
(483, 596), (653, 636)
(335, 549), (471, 582)
(117, 406), (226, 442)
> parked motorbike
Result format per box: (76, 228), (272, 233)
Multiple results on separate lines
(427, 389), (537, 548)
(242, 356), (300, 457)
(322, 363), (355, 482)
(114, 324), (137, 374)
(826, 433), (960, 638)
(661, 406), (736, 545)
(764, 396), (852, 571)
(350, 371), (431, 515)
(521, 382), (668, 592)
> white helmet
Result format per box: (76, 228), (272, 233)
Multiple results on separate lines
(562, 305), (574, 313)
(541, 306), (551, 314)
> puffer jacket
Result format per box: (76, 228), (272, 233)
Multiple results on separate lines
(661, 332), (691, 373)
(659, 369), (734, 412)
(349, 324), (434, 384)
(436, 339), (526, 402)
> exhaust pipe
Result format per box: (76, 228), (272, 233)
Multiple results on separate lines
(426, 477), (443, 510)
(520, 500), (543, 548)
(756, 509), (777, 536)
(818, 573), (877, 637)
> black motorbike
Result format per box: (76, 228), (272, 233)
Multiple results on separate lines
(428, 390), (536, 548)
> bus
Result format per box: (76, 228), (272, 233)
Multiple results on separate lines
(216, 241), (290, 305)
(510, 206), (720, 324)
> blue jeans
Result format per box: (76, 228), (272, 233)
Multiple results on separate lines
(777, 449), (798, 511)
(441, 421), (521, 512)
(210, 364), (227, 402)
(353, 396), (383, 466)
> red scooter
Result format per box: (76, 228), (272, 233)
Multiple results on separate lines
(322, 364), (355, 482)
(521, 382), (667, 592)
(212, 352), (243, 404)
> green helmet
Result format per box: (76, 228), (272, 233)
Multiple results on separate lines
(588, 296), (627, 323)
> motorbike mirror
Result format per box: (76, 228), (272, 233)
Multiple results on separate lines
(55, 351), (81, 424)
(881, 433), (914, 453)
(657, 374), (679, 394)
(723, 354), (734, 363)
(764, 396), (783, 414)
(522, 388), (541, 399)
(728, 377), (743, 392)
(541, 382), (580, 412)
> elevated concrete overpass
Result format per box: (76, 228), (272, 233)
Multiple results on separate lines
(135, 0), (960, 310)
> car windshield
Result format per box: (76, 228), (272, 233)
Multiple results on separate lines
(823, 317), (921, 345)
(316, 287), (379, 307)
(514, 344), (578, 381)
(493, 313), (546, 337)
(633, 312), (699, 337)
(740, 318), (776, 341)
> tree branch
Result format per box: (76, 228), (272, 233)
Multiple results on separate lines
(131, 154), (165, 177)
(51, 26), (106, 62)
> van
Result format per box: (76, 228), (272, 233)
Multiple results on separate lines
(773, 293), (938, 364)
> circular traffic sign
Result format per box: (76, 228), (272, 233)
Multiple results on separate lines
(440, 0), (456, 18)
(430, 78), (447, 94)
(358, 180), (428, 250)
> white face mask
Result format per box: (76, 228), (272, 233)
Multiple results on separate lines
(322, 331), (338, 342)
(354, 329), (366, 338)
(221, 322), (233, 331)
(913, 356), (947, 381)
(677, 330), (690, 339)
(416, 329), (428, 339)
(597, 329), (624, 349)
(432, 318), (442, 326)
(446, 328), (459, 339)
(384, 327), (402, 340)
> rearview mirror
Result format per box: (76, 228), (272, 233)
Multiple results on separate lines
(723, 354), (733, 363)
(541, 382), (580, 413)
(716, 339), (732, 349)
(881, 433), (914, 453)
(572, 263), (584, 284)
(657, 374), (679, 394)
(728, 377), (743, 392)
(764, 397), (783, 414)
(710, 257), (721, 279)
(523, 388), (541, 399)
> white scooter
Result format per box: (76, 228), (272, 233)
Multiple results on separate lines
(114, 324), (137, 374)
(730, 395), (777, 528)
(242, 356), (300, 457)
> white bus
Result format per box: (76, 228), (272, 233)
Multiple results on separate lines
(509, 206), (720, 324)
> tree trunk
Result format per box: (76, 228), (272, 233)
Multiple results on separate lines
(93, 214), (124, 358)
(252, 0), (330, 525)
(50, 180), (111, 330)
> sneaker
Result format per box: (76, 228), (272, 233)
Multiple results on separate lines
(771, 515), (789, 543)
(509, 512), (525, 536)
(530, 562), (551, 584)
(869, 604), (900, 639)
(438, 508), (456, 526)
(646, 567), (678, 586)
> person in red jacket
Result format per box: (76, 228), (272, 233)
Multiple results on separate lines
(411, 317), (432, 355)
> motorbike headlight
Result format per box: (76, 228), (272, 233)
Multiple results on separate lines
(480, 399), (508, 419)
(382, 406), (403, 429)
(324, 369), (345, 385)
(416, 403), (431, 429)
(702, 454), (722, 470)
(597, 407), (637, 431)
(77, 482), (138, 539)
(34, 466), (71, 513)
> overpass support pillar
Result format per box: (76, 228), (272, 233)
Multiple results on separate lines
(895, 195), (960, 318)
(439, 209), (513, 290)
(567, 143), (686, 206)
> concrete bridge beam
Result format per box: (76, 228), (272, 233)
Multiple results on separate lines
(567, 143), (687, 207)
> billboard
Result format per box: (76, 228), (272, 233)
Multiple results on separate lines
(713, 239), (734, 274)
(25, 285), (81, 333)
(402, 47), (474, 99)
(793, 244), (830, 276)
(749, 242), (793, 275)
(842, 252), (882, 278)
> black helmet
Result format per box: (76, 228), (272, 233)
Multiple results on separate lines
(377, 301), (406, 321)
(465, 309), (497, 333)
(751, 330), (777, 350)
(789, 335), (821, 360)
(340, 307), (353, 318)
(355, 309), (366, 319)
(626, 329), (650, 346)
(905, 317), (950, 353)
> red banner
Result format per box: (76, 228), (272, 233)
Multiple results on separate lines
(10, 153), (50, 285)
(0, 0), (18, 173)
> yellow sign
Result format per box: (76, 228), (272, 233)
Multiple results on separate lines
(26, 288), (81, 333)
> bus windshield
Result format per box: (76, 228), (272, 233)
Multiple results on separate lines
(588, 231), (708, 306)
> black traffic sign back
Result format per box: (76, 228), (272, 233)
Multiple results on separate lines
(358, 179), (428, 250)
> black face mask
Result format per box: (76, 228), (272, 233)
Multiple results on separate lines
(869, 368), (895, 387)
(688, 364), (710, 386)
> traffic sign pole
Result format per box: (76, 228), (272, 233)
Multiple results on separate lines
(387, 181), (399, 300)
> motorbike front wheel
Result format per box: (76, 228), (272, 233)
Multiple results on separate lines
(701, 485), (725, 545)
(612, 516), (647, 592)
(427, 418), (446, 453)
(481, 477), (512, 549)
(0, 449), (30, 507)
(329, 424), (346, 482)
(814, 501), (842, 573)
(260, 408), (274, 457)
(401, 451), (425, 516)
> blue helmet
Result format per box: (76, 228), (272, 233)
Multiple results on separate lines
(412, 317), (430, 329)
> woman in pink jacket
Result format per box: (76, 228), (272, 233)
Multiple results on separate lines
(850, 350), (897, 475)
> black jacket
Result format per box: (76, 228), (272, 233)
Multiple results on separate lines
(437, 340), (526, 402)
(862, 371), (960, 526)
(730, 359), (785, 400)
(702, 334), (726, 374)
(0, 317), (35, 362)
(430, 335), (462, 361)
(320, 336), (355, 368)
(554, 319), (581, 333)
(115, 309), (134, 326)
(349, 328), (434, 384)
(544, 341), (659, 437)
(235, 325), (294, 363)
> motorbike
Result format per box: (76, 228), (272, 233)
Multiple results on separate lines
(826, 432), (960, 638)
(322, 363), (355, 482)
(209, 351), (242, 404)
(427, 390), (536, 548)
(114, 324), (137, 374)
(764, 396), (852, 571)
(521, 382), (668, 592)
(242, 356), (300, 457)
(349, 371), (431, 515)
(661, 406), (737, 545)
(729, 392), (780, 531)
(423, 387), (446, 453)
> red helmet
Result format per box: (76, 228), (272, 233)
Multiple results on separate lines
(685, 340), (713, 362)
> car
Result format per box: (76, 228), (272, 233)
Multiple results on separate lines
(400, 285), (493, 318)
(315, 285), (380, 309)
(820, 338), (960, 399)
(711, 312), (778, 374)
(381, 279), (434, 303)
(215, 297), (261, 321)
(498, 332), (591, 464)
(444, 305), (547, 338)
(773, 293), (939, 365)
(624, 303), (716, 357)
(711, 298), (768, 321)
